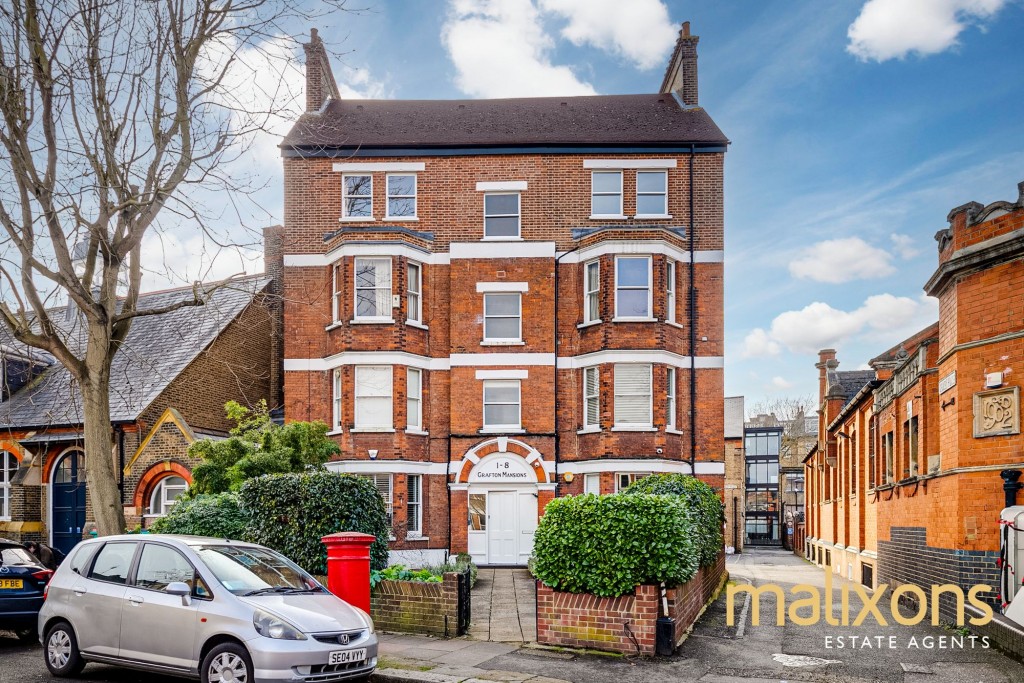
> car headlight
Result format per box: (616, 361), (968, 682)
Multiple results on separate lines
(353, 606), (375, 634)
(253, 608), (307, 640)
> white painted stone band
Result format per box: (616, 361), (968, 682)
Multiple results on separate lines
(284, 352), (724, 372)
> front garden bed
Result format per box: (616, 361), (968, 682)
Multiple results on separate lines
(371, 569), (470, 637)
(532, 474), (728, 656)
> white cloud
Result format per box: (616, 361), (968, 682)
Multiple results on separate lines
(442, 0), (596, 98)
(847, 0), (1007, 62)
(771, 376), (795, 390)
(890, 233), (920, 259)
(539, 0), (676, 70)
(788, 237), (895, 283)
(742, 328), (782, 358)
(764, 293), (937, 355)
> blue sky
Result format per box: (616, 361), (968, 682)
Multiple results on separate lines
(164, 0), (1024, 414)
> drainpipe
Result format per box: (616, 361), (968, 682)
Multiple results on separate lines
(553, 246), (581, 494)
(116, 425), (125, 505)
(688, 144), (697, 474)
(1001, 469), (1022, 508)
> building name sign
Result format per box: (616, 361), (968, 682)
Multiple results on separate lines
(938, 371), (956, 395)
(469, 455), (534, 483)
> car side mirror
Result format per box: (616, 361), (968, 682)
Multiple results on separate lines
(166, 581), (191, 606)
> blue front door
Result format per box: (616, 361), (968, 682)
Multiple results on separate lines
(51, 451), (86, 556)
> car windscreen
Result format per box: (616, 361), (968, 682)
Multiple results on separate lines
(194, 545), (322, 596)
(1, 547), (38, 566)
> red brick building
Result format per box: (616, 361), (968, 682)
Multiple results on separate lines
(0, 277), (274, 554)
(803, 181), (1024, 639)
(274, 24), (727, 565)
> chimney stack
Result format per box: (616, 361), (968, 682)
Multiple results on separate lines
(660, 21), (700, 106)
(303, 28), (341, 112)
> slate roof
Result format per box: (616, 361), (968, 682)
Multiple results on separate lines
(0, 276), (270, 429)
(282, 94), (729, 152)
(826, 369), (877, 409)
(869, 322), (939, 367)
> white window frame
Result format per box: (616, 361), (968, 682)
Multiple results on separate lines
(584, 473), (601, 495)
(666, 367), (677, 430)
(331, 263), (343, 323)
(358, 473), (393, 527)
(407, 474), (422, 537)
(483, 192), (522, 239)
(482, 379), (522, 431)
(583, 366), (600, 430)
(635, 170), (668, 217)
(615, 472), (652, 492)
(354, 365), (394, 431)
(147, 475), (188, 517)
(482, 292), (522, 343)
(666, 260), (676, 324)
(591, 170), (623, 217)
(614, 255), (653, 320)
(583, 260), (600, 324)
(407, 367), (423, 432)
(407, 261), (422, 325)
(613, 363), (653, 428)
(332, 368), (343, 431)
(353, 257), (393, 322)
(0, 452), (17, 520)
(342, 174), (373, 219)
(386, 173), (417, 219)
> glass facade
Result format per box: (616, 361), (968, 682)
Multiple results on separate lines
(744, 428), (782, 546)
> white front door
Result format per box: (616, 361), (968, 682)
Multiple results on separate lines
(487, 491), (518, 565)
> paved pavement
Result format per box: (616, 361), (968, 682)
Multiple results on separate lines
(6, 550), (1024, 682)
(468, 568), (536, 643)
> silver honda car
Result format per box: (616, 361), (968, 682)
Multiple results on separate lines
(37, 534), (377, 682)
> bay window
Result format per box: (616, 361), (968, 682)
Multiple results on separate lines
(584, 260), (600, 323)
(615, 256), (652, 319)
(354, 366), (393, 431)
(614, 363), (652, 428)
(407, 368), (423, 431)
(583, 366), (600, 429)
(354, 257), (392, 321)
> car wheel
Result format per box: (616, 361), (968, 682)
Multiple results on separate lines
(15, 626), (37, 644)
(201, 642), (253, 683)
(44, 622), (85, 677)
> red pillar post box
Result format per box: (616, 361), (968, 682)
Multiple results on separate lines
(322, 532), (375, 614)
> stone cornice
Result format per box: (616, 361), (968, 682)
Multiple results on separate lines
(924, 226), (1024, 296)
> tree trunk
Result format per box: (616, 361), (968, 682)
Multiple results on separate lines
(80, 366), (126, 537)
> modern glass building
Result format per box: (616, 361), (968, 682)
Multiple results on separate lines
(744, 427), (781, 546)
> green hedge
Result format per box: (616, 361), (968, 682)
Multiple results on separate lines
(531, 493), (698, 597)
(149, 493), (247, 539)
(239, 471), (390, 574)
(622, 474), (724, 568)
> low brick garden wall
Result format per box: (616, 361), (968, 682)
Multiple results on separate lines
(370, 572), (463, 637)
(537, 553), (727, 655)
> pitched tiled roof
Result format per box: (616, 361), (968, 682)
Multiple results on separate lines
(0, 276), (270, 429)
(282, 94), (728, 151)
(870, 322), (939, 367)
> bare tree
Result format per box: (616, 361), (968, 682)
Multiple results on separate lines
(0, 0), (348, 535)
(748, 394), (817, 461)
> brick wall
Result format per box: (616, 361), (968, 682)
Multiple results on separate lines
(537, 554), (727, 655)
(370, 572), (462, 637)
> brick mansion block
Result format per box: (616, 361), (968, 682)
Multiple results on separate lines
(273, 23), (728, 565)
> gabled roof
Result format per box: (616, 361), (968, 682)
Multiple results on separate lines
(0, 276), (270, 429)
(282, 94), (728, 153)
(869, 322), (939, 368)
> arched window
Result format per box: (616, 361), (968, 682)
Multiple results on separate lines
(148, 475), (187, 516)
(1, 452), (19, 520)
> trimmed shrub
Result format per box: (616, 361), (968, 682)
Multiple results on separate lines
(622, 474), (724, 568)
(531, 493), (698, 597)
(149, 493), (247, 539)
(239, 471), (390, 574)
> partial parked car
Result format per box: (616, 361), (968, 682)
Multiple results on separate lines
(0, 538), (53, 642)
(38, 534), (377, 682)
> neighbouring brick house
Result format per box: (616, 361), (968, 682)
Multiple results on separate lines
(723, 396), (745, 553)
(804, 180), (1024, 637)
(0, 276), (274, 555)
(275, 23), (727, 566)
